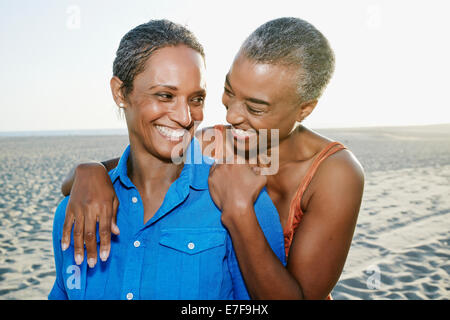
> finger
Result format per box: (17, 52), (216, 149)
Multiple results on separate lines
(61, 205), (75, 251)
(73, 212), (85, 265)
(209, 162), (217, 175)
(111, 197), (120, 235)
(99, 206), (112, 262)
(84, 207), (98, 268)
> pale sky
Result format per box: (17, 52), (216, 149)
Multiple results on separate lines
(1, 0), (449, 132)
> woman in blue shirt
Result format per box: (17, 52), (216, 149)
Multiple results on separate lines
(49, 20), (285, 300)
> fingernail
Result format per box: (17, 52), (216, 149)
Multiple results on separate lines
(88, 258), (96, 268)
(75, 254), (83, 265)
(61, 242), (68, 251)
(112, 225), (120, 235)
(100, 251), (109, 262)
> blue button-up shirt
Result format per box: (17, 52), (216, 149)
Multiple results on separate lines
(49, 138), (286, 300)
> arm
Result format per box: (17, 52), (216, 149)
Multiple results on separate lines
(209, 151), (364, 299)
(61, 158), (119, 196)
(283, 151), (364, 299)
(60, 159), (120, 269)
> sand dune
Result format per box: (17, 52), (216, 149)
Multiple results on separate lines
(0, 125), (449, 299)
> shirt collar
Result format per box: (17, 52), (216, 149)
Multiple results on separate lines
(185, 137), (214, 190)
(109, 144), (134, 189)
(109, 137), (212, 191)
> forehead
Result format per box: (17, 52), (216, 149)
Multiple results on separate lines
(135, 45), (206, 90)
(227, 54), (299, 102)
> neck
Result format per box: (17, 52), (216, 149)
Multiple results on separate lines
(256, 125), (304, 169)
(127, 141), (184, 196)
(276, 125), (305, 165)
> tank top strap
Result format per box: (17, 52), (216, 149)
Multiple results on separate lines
(293, 141), (346, 208)
(284, 141), (346, 256)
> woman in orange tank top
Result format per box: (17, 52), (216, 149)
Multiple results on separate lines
(206, 18), (365, 299)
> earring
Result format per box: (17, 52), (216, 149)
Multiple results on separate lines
(119, 102), (124, 108)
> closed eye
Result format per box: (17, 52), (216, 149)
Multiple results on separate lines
(246, 104), (264, 115)
(224, 87), (234, 96)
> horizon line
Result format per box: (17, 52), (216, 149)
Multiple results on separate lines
(1, 122), (450, 137)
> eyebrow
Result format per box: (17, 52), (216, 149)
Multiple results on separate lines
(149, 84), (178, 90)
(225, 74), (270, 106)
(192, 89), (207, 96)
(149, 84), (206, 97)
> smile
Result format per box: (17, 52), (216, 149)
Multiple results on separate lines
(155, 125), (187, 141)
(230, 126), (257, 140)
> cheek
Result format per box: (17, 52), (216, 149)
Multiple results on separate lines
(249, 115), (290, 134)
(190, 107), (204, 123)
(137, 99), (166, 119)
(126, 101), (164, 131)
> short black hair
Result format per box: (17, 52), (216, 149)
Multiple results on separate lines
(113, 19), (205, 97)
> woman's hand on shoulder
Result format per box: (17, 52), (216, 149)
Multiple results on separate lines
(208, 162), (267, 227)
(61, 162), (119, 268)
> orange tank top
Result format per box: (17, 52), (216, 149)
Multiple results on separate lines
(283, 141), (346, 256)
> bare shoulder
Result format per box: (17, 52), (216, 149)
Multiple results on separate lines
(296, 126), (365, 211)
(301, 126), (365, 185)
(320, 147), (365, 186)
(308, 146), (365, 212)
(296, 146), (365, 234)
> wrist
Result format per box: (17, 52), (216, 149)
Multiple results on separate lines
(221, 202), (255, 229)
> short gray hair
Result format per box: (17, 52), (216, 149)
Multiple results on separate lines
(113, 19), (205, 98)
(240, 17), (335, 103)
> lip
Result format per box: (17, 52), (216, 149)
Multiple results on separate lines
(154, 124), (188, 142)
(230, 126), (257, 141)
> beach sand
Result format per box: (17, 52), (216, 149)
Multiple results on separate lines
(0, 125), (449, 299)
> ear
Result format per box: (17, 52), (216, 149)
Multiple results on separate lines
(295, 99), (318, 122)
(110, 76), (127, 108)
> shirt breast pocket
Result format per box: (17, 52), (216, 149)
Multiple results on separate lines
(153, 228), (228, 299)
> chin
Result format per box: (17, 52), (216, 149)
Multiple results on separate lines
(164, 140), (195, 163)
(232, 139), (259, 158)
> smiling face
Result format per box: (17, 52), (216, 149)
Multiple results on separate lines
(222, 53), (316, 152)
(113, 45), (206, 161)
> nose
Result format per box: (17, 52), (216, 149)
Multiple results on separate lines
(225, 101), (246, 126)
(171, 98), (192, 128)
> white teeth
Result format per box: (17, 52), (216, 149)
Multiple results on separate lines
(232, 127), (256, 137)
(155, 125), (186, 140)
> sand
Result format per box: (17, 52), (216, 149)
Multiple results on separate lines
(0, 125), (449, 299)
(0, 135), (129, 299)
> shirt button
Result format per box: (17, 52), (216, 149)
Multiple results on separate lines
(187, 242), (195, 250)
(131, 197), (138, 203)
(126, 292), (133, 300)
(133, 240), (141, 248)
